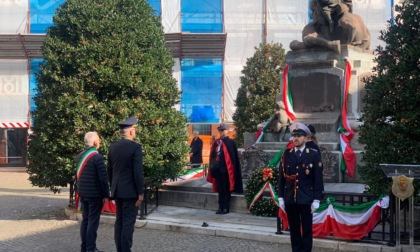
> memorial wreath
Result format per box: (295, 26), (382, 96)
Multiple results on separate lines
(244, 166), (279, 217)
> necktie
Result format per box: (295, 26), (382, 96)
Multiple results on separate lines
(296, 150), (301, 157)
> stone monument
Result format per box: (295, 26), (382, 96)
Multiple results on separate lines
(242, 0), (375, 183)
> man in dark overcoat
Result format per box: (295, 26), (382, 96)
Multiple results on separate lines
(108, 116), (144, 252)
(278, 122), (324, 252)
(189, 130), (203, 168)
(207, 123), (243, 214)
(75, 131), (109, 252)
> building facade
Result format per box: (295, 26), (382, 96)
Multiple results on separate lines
(0, 0), (400, 166)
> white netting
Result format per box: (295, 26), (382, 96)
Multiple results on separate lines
(161, 0), (180, 33)
(0, 0), (28, 34)
(0, 60), (29, 122)
(223, 0), (309, 122)
(172, 58), (181, 110)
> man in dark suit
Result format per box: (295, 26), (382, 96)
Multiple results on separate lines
(108, 116), (144, 252)
(189, 130), (203, 168)
(75, 132), (109, 252)
(207, 123), (243, 214)
(278, 122), (324, 252)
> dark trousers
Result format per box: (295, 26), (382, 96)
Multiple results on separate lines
(114, 198), (138, 252)
(215, 171), (231, 210)
(80, 197), (103, 252)
(285, 203), (313, 252)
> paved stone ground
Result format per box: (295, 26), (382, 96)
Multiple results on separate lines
(0, 171), (337, 252)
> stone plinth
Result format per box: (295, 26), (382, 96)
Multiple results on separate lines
(285, 45), (375, 127)
(240, 45), (374, 185)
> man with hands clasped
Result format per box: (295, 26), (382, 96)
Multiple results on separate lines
(108, 116), (144, 252)
(278, 122), (324, 252)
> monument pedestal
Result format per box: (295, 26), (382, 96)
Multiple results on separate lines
(285, 45), (375, 128)
(242, 45), (375, 183)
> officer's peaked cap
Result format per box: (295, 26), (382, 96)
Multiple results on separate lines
(118, 116), (138, 129)
(217, 123), (229, 131)
(290, 122), (309, 136)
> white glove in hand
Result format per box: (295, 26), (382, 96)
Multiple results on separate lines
(311, 200), (320, 213)
(279, 198), (286, 213)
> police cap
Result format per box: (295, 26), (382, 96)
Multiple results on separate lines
(217, 123), (229, 131)
(118, 116), (138, 129)
(290, 122), (309, 136)
(307, 124), (316, 135)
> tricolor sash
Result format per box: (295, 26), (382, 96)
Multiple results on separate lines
(74, 147), (98, 212)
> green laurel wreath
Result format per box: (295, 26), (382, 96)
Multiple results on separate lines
(244, 166), (279, 217)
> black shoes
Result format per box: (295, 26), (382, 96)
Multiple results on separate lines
(215, 208), (229, 214)
(87, 248), (104, 252)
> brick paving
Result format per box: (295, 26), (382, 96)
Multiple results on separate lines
(0, 170), (337, 252)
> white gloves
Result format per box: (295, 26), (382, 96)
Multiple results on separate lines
(279, 198), (286, 212)
(311, 200), (320, 213)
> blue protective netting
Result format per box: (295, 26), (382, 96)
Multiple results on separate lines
(181, 58), (223, 123)
(29, 0), (160, 34)
(181, 0), (223, 33)
(148, 0), (161, 16)
(29, 59), (42, 115)
(30, 59), (41, 126)
(30, 0), (65, 34)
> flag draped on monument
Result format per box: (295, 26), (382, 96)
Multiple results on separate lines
(338, 58), (356, 177)
(279, 196), (389, 240)
(282, 65), (296, 121)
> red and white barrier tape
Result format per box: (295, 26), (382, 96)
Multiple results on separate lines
(0, 122), (29, 128)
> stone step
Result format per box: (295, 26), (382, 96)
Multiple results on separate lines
(158, 189), (248, 214)
(159, 178), (366, 214)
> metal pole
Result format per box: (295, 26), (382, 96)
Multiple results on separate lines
(396, 198), (400, 249)
(409, 195), (414, 247)
(275, 214), (283, 234)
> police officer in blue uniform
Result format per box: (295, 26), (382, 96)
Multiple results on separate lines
(108, 116), (144, 252)
(278, 122), (324, 252)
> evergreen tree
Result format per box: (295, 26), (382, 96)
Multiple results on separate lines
(27, 0), (189, 192)
(359, 0), (420, 196)
(233, 43), (286, 147)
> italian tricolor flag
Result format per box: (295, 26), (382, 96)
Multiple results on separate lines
(338, 57), (356, 178)
(279, 196), (389, 240)
(282, 65), (296, 121)
(164, 166), (205, 183)
(255, 120), (270, 144)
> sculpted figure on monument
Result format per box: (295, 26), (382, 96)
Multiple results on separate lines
(269, 101), (289, 141)
(290, 0), (369, 53)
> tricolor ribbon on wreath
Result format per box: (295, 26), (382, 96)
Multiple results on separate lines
(248, 167), (280, 211)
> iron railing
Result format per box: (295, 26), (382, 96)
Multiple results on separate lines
(276, 192), (419, 246)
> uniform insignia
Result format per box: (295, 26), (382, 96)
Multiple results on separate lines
(305, 169), (310, 175)
(306, 148), (309, 153)
(318, 162), (322, 167)
(392, 175), (414, 201)
(309, 163), (313, 168)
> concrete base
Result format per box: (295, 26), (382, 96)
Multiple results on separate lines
(159, 177), (366, 213)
